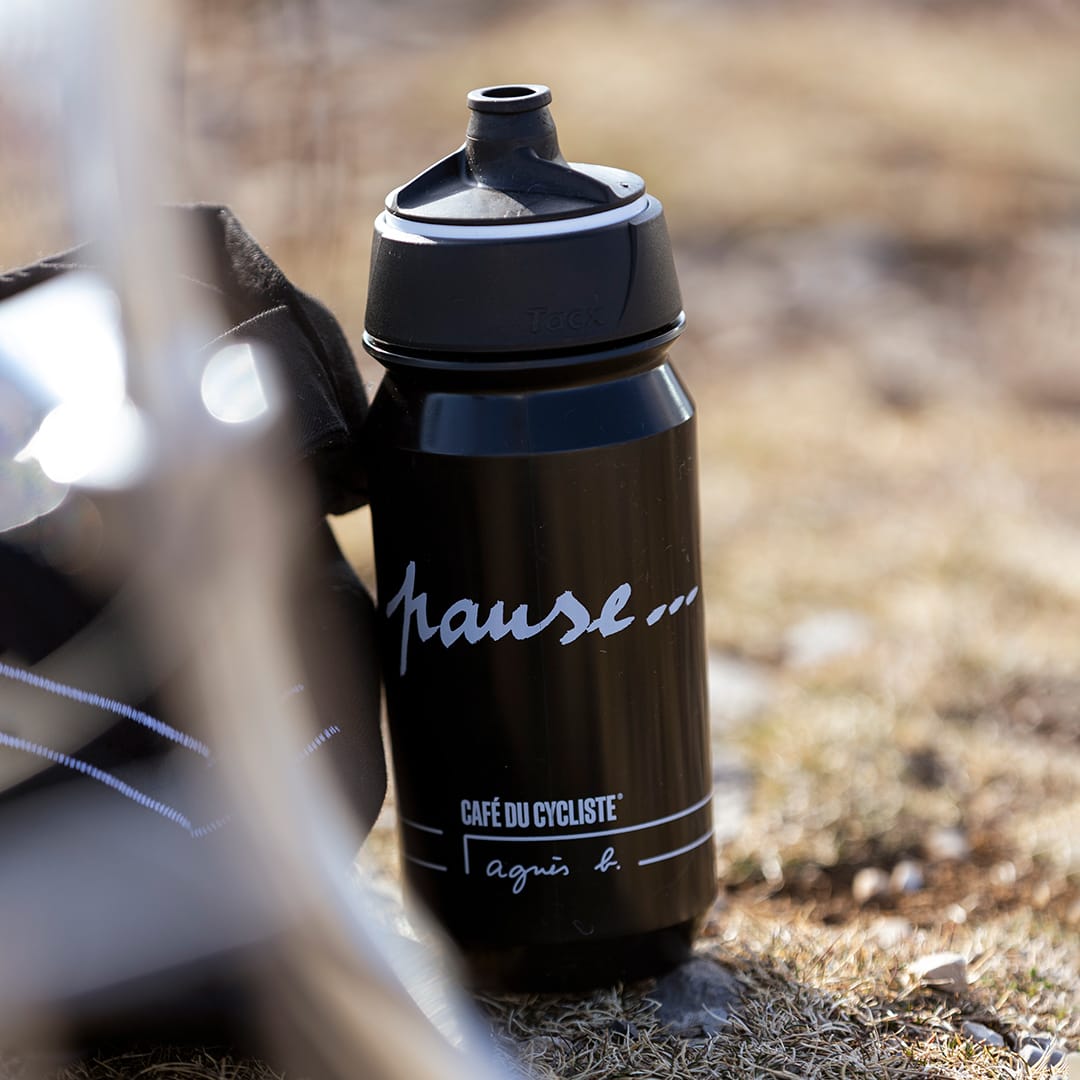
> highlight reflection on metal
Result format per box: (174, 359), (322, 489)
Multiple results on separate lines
(18, 396), (148, 485)
(0, 273), (150, 488)
(200, 342), (271, 425)
(0, 272), (154, 526)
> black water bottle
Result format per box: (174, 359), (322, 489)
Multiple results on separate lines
(362, 84), (715, 990)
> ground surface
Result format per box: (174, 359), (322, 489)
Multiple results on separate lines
(1, 0), (1078, 1076)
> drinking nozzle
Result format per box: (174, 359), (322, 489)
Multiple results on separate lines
(390, 84), (643, 225)
(366, 82), (682, 358)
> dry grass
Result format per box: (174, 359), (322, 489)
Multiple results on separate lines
(49, 1051), (284, 1080)
(386, 358), (1080, 1079)
(468, 897), (1076, 1078)
(424, 3), (1080, 243)
(2, 0), (1079, 1076)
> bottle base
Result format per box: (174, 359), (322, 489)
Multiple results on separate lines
(459, 919), (699, 992)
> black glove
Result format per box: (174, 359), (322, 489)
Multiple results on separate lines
(0, 206), (384, 1051)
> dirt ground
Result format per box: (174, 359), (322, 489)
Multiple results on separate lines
(1, 0), (1078, 1076)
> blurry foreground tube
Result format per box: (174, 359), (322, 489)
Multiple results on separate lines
(364, 84), (717, 990)
(0, 5), (506, 1077)
(0, 221), (502, 1080)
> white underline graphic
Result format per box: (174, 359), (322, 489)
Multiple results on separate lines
(191, 814), (232, 839)
(638, 828), (715, 866)
(401, 816), (444, 835)
(0, 660), (211, 758)
(405, 854), (448, 872)
(0, 730), (224, 838)
(301, 724), (341, 758)
(462, 791), (713, 874)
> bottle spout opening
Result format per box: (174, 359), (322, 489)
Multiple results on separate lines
(467, 84), (552, 114)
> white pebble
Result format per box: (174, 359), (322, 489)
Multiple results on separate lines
(782, 610), (870, 668)
(1062, 1051), (1080, 1079)
(890, 859), (924, 894)
(908, 952), (968, 993)
(1032, 881), (1053, 908)
(708, 651), (772, 728)
(871, 917), (913, 949)
(924, 826), (970, 862)
(945, 903), (968, 925)
(990, 860), (1017, 885)
(852, 866), (890, 904)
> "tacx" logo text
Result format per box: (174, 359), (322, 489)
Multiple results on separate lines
(527, 306), (605, 333)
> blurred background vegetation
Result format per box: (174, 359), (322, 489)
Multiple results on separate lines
(2, 0), (1078, 1071)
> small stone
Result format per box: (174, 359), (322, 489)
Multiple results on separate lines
(1019, 1038), (1064, 1068)
(908, 951), (968, 993)
(647, 956), (743, 1038)
(1031, 880), (1053, 908)
(945, 903), (968, 925)
(871, 916), (913, 948)
(708, 652), (773, 728)
(852, 866), (891, 904)
(924, 826), (970, 862)
(990, 861), (1017, 886)
(890, 859), (925, 894)
(1022, 1035), (1055, 1051)
(783, 610), (871, 668)
(962, 1021), (1004, 1048)
(1062, 1051), (1080, 1079)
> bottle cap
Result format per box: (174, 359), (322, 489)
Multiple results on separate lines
(364, 85), (683, 364)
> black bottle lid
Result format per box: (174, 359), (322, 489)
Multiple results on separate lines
(364, 85), (684, 364)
